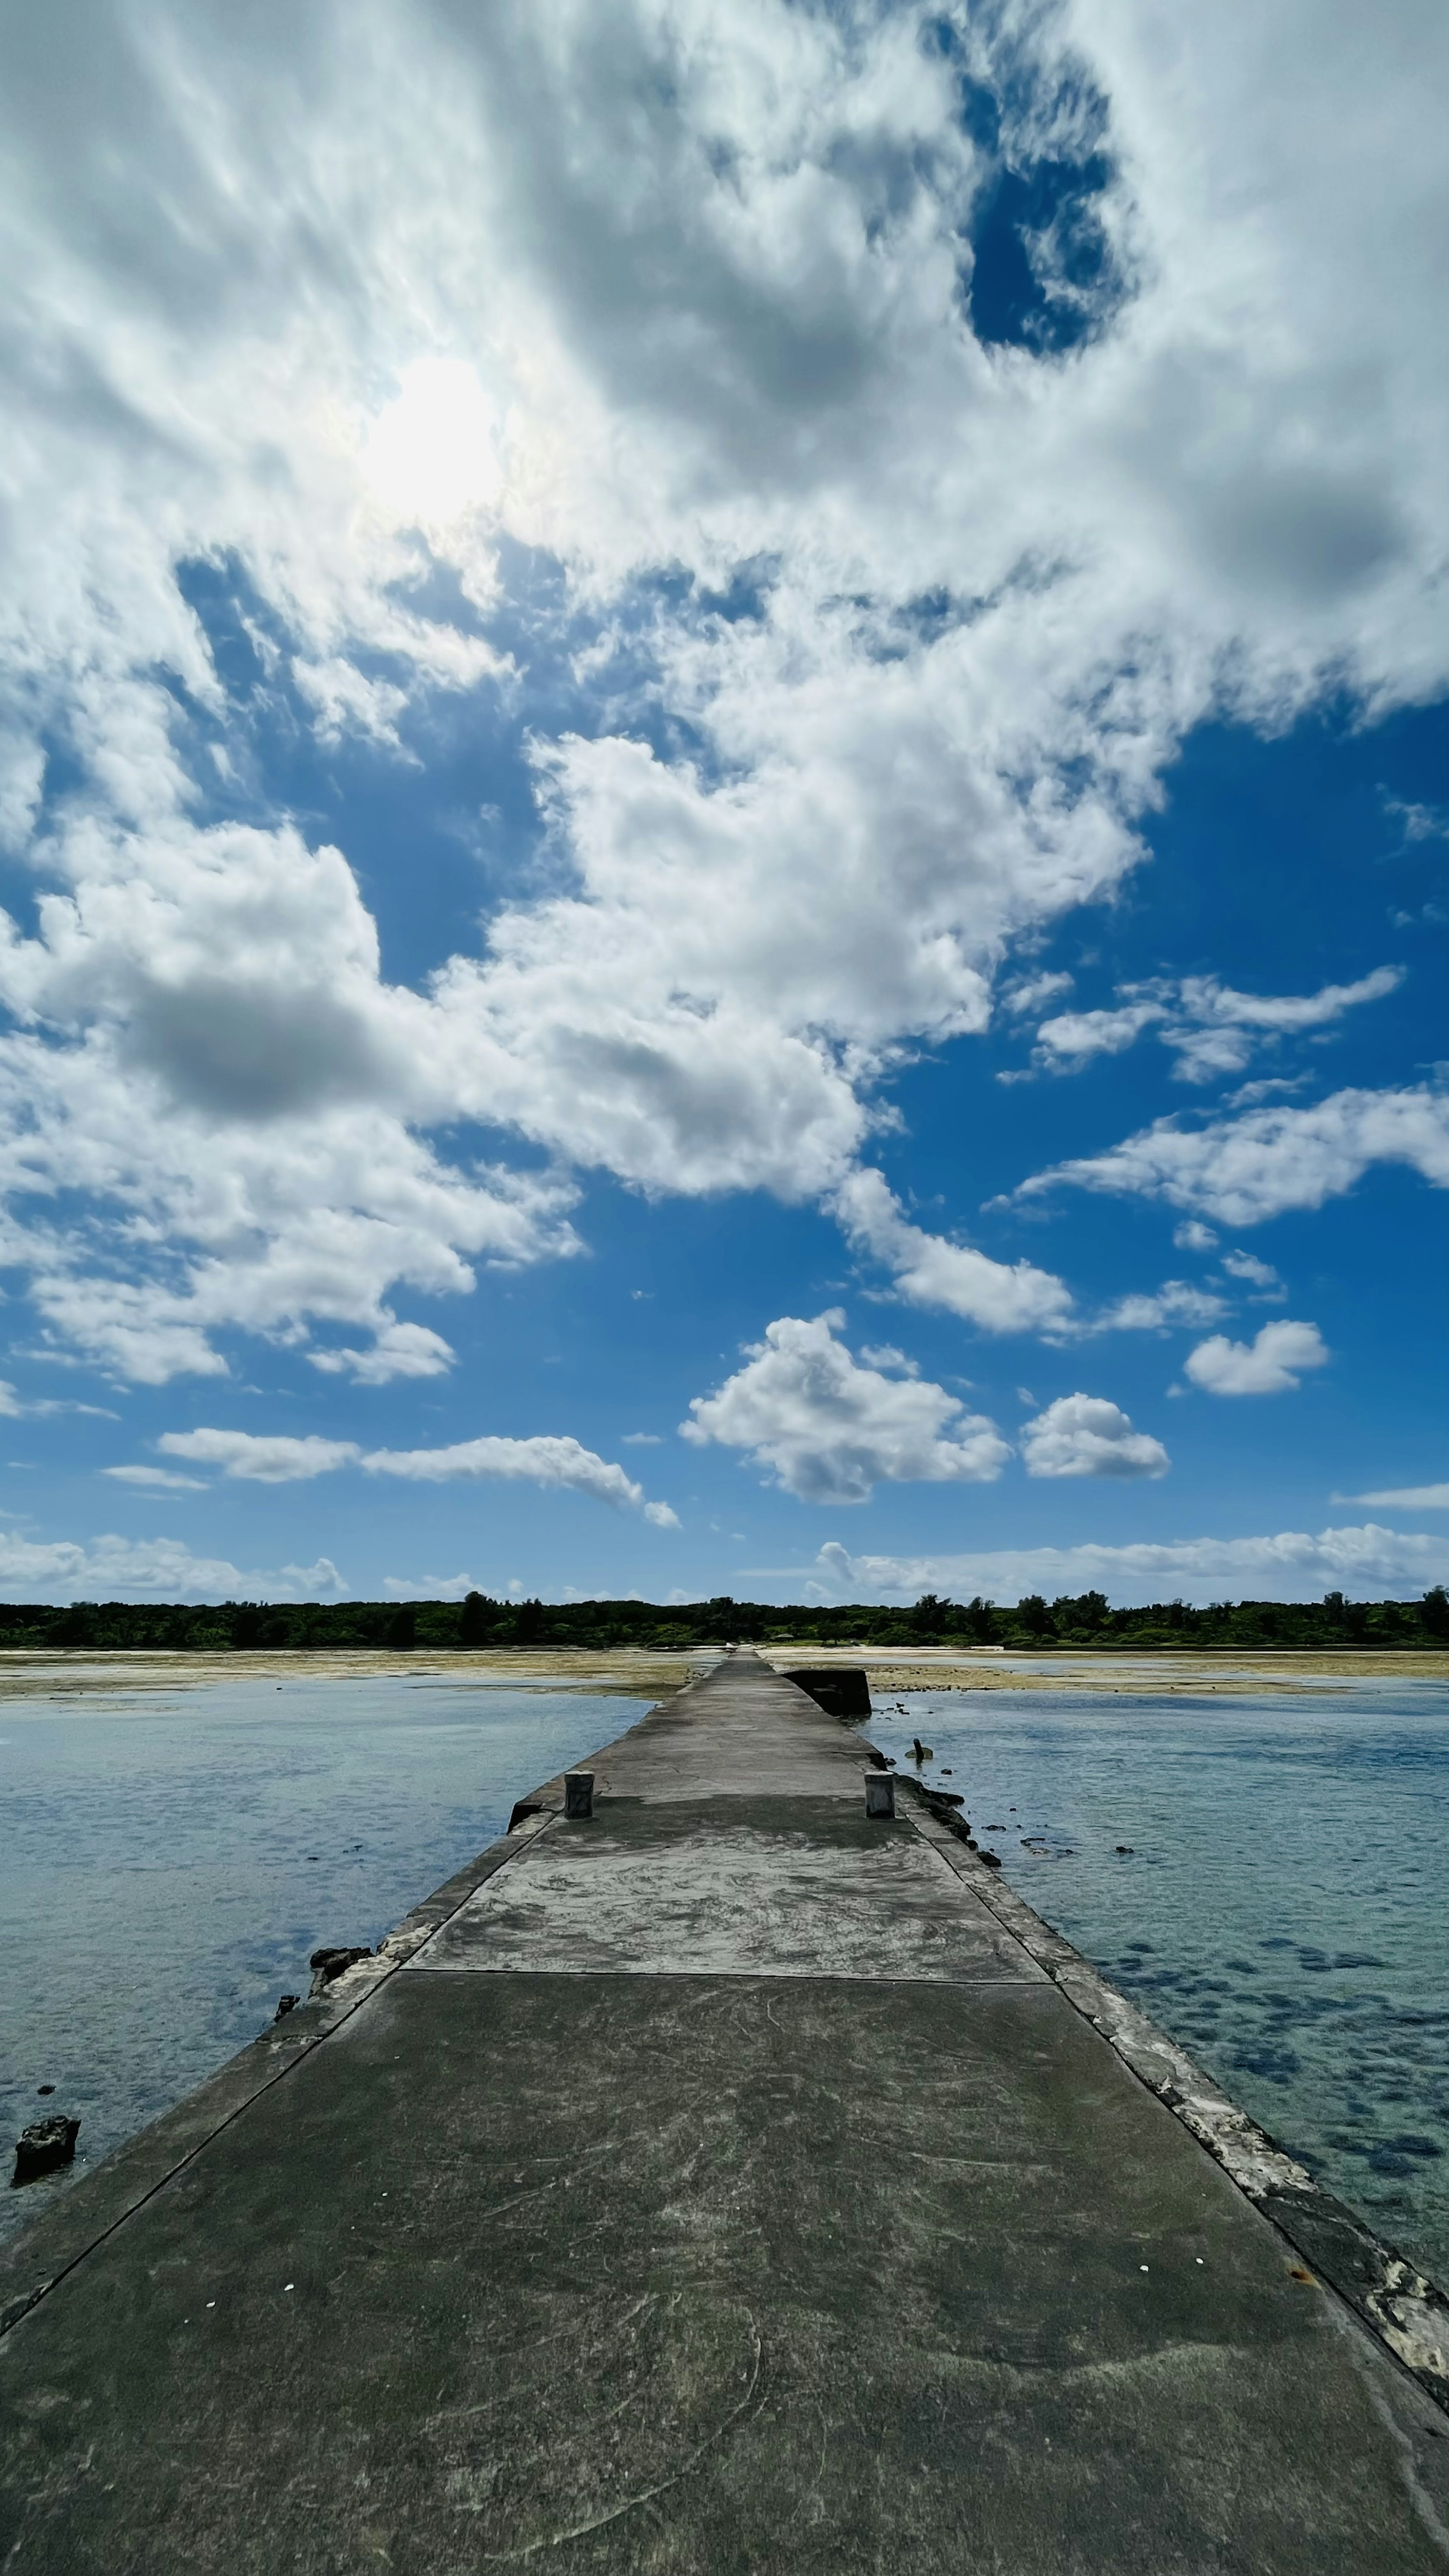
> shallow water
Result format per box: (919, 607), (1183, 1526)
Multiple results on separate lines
(874, 1681), (1449, 2285)
(0, 1674), (642, 2242)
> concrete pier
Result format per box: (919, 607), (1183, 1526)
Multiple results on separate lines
(2, 1652), (1447, 2570)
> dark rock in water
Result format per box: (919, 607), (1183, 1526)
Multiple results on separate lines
(12, 2115), (80, 2187)
(1116, 1844), (1135, 1855)
(910, 1738), (934, 1763)
(978, 1850), (1003, 1870)
(308, 1945), (372, 1998)
(274, 1994), (300, 2021)
(930, 1789), (965, 1808)
(35, 2085), (54, 2097)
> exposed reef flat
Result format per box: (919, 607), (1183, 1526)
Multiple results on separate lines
(761, 1644), (1449, 1697)
(3, 1642), (1443, 1704)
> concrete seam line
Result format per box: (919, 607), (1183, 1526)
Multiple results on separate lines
(0, 1812), (560, 2342)
(898, 1794), (1449, 2416)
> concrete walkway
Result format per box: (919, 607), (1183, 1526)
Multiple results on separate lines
(2, 1653), (1446, 2571)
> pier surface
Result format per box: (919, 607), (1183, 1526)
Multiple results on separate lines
(2, 1653), (1446, 2571)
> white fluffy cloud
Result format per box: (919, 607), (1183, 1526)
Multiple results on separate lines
(0, 1532), (346, 1603)
(1184, 1319), (1329, 1395)
(1032, 1000), (1168, 1070)
(147, 1422), (677, 1518)
(681, 1310), (1010, 1504)
(803, 1523), (1449, 1606)
(1220, 1250), (1284, 1299)
(158, 1429), (363, 1482)
(833, 1167), (1072, 1335)
(0, 0), (1441, 1375)
(1017, 1086), (1449, 1226)
(1020, 1393), (1169, 1478)
(364, 1434), (679, 1523)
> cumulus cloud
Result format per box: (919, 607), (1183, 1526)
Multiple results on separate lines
(1184, 1319), (1329, 1395)
(309, 1323), (457, 1383)
(0, 814), (584, 1383)
(0, 1533), (346, 1603)
(1032, 1000), (1168, 1070)
(0, 0), (1440, 1374)
(833, 1167), (1072, 1336)
(681, 1311), (1011, 1504)
(363, 1432), (678, 1521)
(1016, 1086), (1449, 1226)
(149, 1421), (677, 1517)
(1220, 1249), (1285, 1299)
(1020, 1393), (1169, 1479)
(799, 1525), (1449, 1607)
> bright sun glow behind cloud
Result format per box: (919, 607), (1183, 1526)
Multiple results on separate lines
(361, 358), (501, 528)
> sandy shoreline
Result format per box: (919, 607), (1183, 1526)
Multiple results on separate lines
(0, 1641), (1443, 1703)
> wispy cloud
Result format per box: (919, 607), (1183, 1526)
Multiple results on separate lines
(1333, 1481), (1449, 1509)
(1026, 967), (1402, 1086)
(1013, 1087), (1449, 1227)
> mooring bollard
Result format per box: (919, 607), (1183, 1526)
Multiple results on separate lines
(564, 1770), (595, 1819)
(864, 1771), (895, 1820)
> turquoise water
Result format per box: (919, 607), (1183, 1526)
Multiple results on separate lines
(4, 1672), (1445, 2285)
(0, 1674), (643, 2243)
(874, 1681), (1449, 2285)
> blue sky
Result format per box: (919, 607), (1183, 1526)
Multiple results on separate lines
(0, 0), (1444, 1607)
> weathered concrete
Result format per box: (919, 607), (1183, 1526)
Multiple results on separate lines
(2, 1652), (1447, 2572)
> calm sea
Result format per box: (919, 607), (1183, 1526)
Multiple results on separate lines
(878, 1678), (1448, 2286)
(0, 1672), (643, 2245)
(3, 1670), (1445, 2286)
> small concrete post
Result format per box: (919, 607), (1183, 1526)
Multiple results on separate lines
(864, 1771), (895, 1820)
(564, 1770), (595, 1820)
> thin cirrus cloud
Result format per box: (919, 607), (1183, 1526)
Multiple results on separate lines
(1334, 1483), (1449, 1509)
(1019, 1395), (1170, 1480)
(681, 1312), (1011, 1506)
(0, 0), (1440, 1389)
(153, 1427), (677, 1521)
(1184, 1320), (1329, 1396)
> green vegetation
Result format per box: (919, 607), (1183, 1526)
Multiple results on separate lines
(3, 1585), (1446, 1654)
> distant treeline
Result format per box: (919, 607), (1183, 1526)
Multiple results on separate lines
(6, 1587), (1447, 1653)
